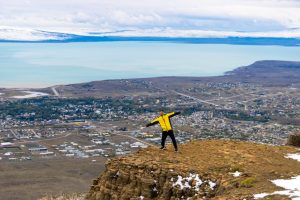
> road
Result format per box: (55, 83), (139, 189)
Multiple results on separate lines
(173, 90), (288, 110)
(172, 91), (219, 106)
(51, 87), (60, 96)
(241, 92), (284, 103)
(10, 130), (20, 139)
(30, 129), (41, 138)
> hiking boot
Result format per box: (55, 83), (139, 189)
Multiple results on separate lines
(175, 149), (178, 152)
(160, 146), (166, 150)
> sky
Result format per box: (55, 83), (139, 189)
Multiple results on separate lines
(1, 0), (300, 38)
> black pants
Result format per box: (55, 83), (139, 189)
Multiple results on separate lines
(161, 130), (178, 150)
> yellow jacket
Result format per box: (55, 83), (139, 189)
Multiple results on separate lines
(146, 112), (180, 132)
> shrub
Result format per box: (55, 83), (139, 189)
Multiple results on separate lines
(240, 177), (256, 188)
(287, 133), (300, 147)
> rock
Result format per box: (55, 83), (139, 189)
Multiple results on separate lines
(287, 133), (300, 147)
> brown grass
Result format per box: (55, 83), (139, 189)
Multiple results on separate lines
(39, 193), (85, 200)
(0, 157), (106, 200)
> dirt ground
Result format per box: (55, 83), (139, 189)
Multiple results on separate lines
(0, 157), (106, 200)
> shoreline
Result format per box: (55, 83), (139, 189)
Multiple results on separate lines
(0, 75), (224, 89)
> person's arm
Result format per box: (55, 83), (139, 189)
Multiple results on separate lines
(167, 111), (181, 118)
(146, 118), (159, 127)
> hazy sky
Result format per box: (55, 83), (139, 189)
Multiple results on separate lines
(1, 0), (300, 37)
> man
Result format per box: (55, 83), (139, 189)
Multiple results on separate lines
(146, 111), (181, 152)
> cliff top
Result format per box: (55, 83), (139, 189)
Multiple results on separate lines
(89, 139), (300, 199)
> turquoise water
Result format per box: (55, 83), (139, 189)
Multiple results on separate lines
(1, 42), (300, 88)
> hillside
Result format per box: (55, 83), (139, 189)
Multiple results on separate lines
(86, 140), (300, 200)
(49, 60), (300, 98)
(225, 60), (300, 86)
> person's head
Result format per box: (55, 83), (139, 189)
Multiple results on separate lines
(159, 111), (164, 116)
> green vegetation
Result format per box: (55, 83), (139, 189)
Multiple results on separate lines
(216, 109), (269, 122)
(0, 97), (157, 121)
(0, 96), (206, 123)
(230, 165), (243, 173)
(240, 177), (256, 187)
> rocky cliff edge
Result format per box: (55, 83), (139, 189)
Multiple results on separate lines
(86, 140), (300, 200)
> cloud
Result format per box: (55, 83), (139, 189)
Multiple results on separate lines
(0, 0), (300, 37)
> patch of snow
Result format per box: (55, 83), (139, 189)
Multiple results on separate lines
(254, 193), (269, 199)
(173, 175), (185, 190)
(254, 153), (300, 199)
(286, 153), (300, 162)
(171, 173), (215, 195)
(184, 180), (191, 189)
(254, 177), (300, 199)
(12, 91), (49, 99)
(139, 196), (144, 200)
(194, 174), (203, 191)
(230, 171), (242, 177)
(208, 181), (216, 190)
(272, 176), (300, 192)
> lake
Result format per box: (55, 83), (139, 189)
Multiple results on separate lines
(1, 42), (300, 88)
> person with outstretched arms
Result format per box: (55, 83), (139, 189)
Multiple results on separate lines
(146, 111), (181, 152)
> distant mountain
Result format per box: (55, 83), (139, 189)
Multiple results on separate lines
(1, 27), (300, 46)
(48, 60), (300, 98)
(224, 60), (300, 86)
(0, 27), (74, 41)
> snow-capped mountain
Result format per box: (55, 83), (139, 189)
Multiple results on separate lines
(1, 26), (300, 45)
(0, 27), (75, 41)
(88, 28), (300, 38)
